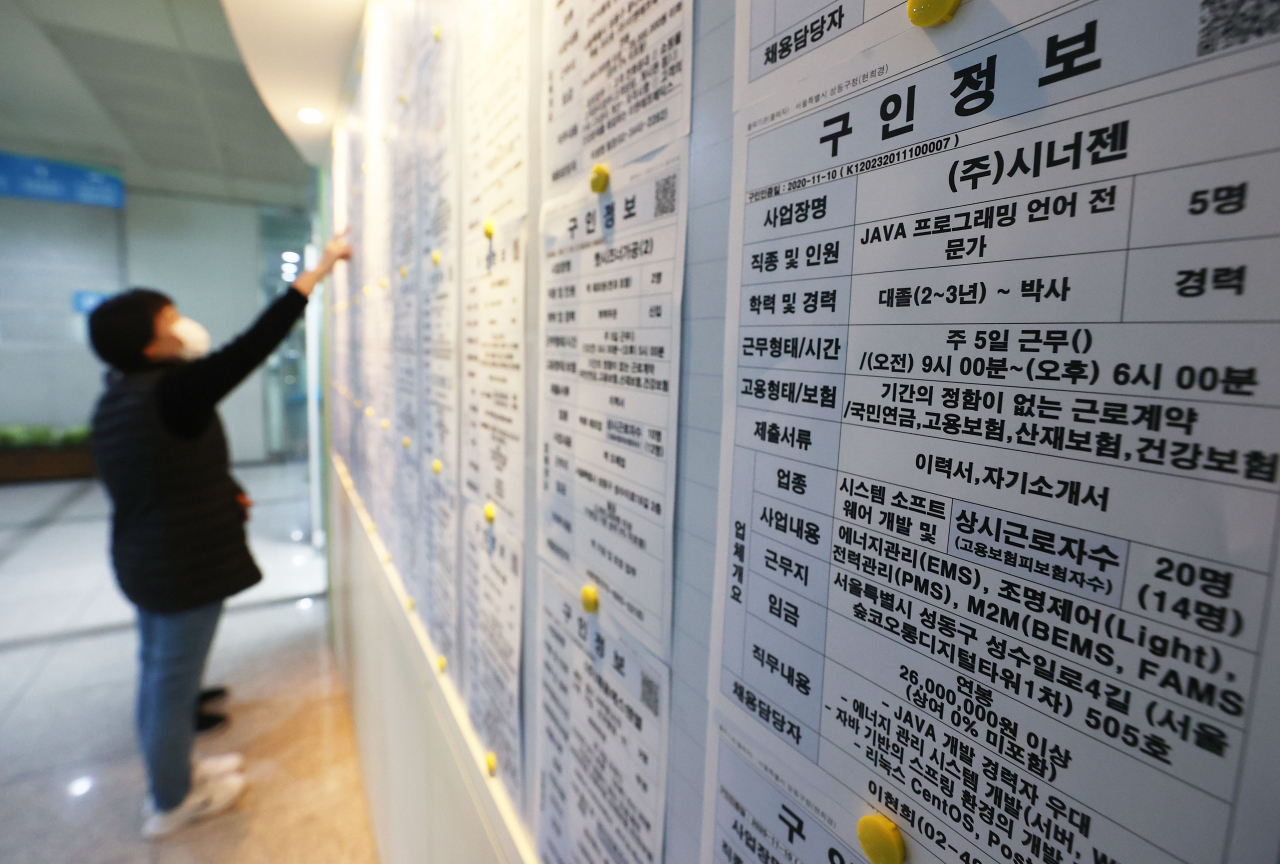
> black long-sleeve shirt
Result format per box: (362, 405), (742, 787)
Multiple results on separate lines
(155, 287), (308, 439)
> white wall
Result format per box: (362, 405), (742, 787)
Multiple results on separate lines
(125, 192), (268, 463)
(329, 461), (535, 864)
(0, 196), (121, 429)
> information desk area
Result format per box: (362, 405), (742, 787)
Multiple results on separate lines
(324, 2), (1280, 863)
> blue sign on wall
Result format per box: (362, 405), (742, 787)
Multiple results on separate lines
(72, 291), (108, 314)
(0, 152), (124, 209)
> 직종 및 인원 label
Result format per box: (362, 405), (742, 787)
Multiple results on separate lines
(706, 3), (1280, 864)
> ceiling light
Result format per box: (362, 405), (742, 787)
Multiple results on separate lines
(68, 776), (93, 797)
(298, 108), (324, 124)
(282, 251), (300, 263)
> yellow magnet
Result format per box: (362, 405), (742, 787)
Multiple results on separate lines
(907, 0), (960, 27)
(403, 436), (411, 449)
(381, 552), (391, 563)
(857, 814), (905, 864)
(398, 94), (407, 105)
(399, 265), (408, 278)
(381, 418), (390, 429)
(379, 277), (389, 289)
(433, 24), (442, 41)
(365, 406), (375, 417)
(432, 459), (443, 474)
(362, 284), (371, 295)
(483, 218), (495, 239)
(485, 751), (497, 776)
(483, 501), (497, 523)
(354, 400), (363, 409)
(431, 249), (441, 266)
(437, 655), (447, 672)
(405, 596), (415, 611)
(581, 583), (599, 613)
(590, 163), (610, 194)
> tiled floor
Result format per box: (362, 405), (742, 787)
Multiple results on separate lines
(0, 464), (378, 863)
(0, 464), (327, 649)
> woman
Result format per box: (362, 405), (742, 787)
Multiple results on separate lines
(88, 234), (349, 838)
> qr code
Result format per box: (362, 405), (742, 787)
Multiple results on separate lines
(1198, 0), (1280, 55)
(654, 174), (677, 217)
(640, 672), (660, 715)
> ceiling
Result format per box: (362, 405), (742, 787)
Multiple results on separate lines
(0, 0), (358, 208)
(221, 0), (366, 167)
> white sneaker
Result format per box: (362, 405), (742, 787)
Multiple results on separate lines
(194, 753), (244, 781)
(141, 772), (246, 839)
(140, 755), (246, 817)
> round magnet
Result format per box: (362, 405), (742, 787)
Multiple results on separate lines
(484, 501), (497, 523)
(486, 752), (497, 776)
(483, 218), (495, 239)
(432, 249), (441, 265)
(907, 0), (960, 27)
(581, 583), (599, 613)
(857, 813), (905, 864)
(590, 163), (610, 194)
(438, 655), (447, 672)
(433, 459), (443, 474)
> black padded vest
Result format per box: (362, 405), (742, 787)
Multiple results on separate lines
(91, 368), (261, 612)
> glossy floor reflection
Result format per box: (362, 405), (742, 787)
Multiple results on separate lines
(0, 466), (377, 863)
(0, 464), (327, 649)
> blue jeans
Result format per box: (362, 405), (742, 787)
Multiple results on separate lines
(136, 601), (224, 811)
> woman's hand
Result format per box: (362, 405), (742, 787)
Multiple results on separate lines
(292, 231), (352, 297)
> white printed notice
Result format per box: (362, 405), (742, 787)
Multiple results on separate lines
(414, 0), (463, 661)
(704, 4), (1280, 864)
(541, 0), (691, 193)
(535, 567), (670, 864)
(735, 0), (1102, 110)
(458, 0), (530, 805)
(536, 141), (688, 661)
(388, 0), (421, 586)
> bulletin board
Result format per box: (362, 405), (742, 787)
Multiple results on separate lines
(325, 1), (1280, 863)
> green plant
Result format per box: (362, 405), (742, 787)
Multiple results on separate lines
(58, 426), (90, 447)
(25, 426), (54, 447)
(0, 425), (25, 448)
(0, 424), (92, 449)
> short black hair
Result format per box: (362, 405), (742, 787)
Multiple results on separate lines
(88, 288), (172, 371)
